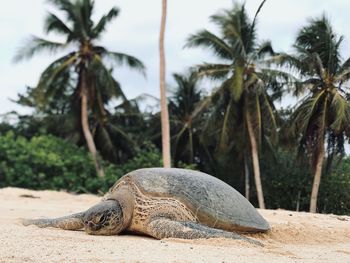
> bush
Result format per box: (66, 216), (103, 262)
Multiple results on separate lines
(318, 158), (350, 214)
(261, 151), (312, 212)
(261, 151), (350, 215)
(0, 132), (162, 194)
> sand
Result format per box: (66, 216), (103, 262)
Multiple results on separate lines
(0, 187), (349, 263)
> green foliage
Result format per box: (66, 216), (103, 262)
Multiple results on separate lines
(273, 15), (350, 167)
(261, 151), (311, 211)
(318, 158), (350, 214)
(14, 0), (145, 166)
(0, 131), (97, 192)
(185, 3), (287, 190)
(2, 1), (350, 216)
(261, 151), (350, 215)
(169, 72), (206, 167)
(0, 132), (162, 194)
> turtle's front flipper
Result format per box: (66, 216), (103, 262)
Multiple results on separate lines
(21, 212), (84, 231)
(147, 218), (263, 246)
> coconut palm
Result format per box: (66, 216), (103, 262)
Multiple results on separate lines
(15, 0), (145, 177)
(186, 2), (292, 208)
(272, 15), (350, 212)
(159, 0), (171, 167)
(168, 72), (206, 166)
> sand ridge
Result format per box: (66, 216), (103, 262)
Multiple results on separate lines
(0, 187), (349, 263)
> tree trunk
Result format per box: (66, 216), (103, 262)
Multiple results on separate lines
(309, 143), (325, 213)
(296, 191), (301, 212)
(159, 0), (171, 168)
(188, 127), (194, 164)
(246, 110), (265, 209)
(80, 69), (105, 178)
(244, 156), (250, 200)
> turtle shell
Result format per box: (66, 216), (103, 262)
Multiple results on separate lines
(115, 168), (270, 232)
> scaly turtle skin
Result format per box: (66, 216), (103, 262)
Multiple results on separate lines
(22, 168), (270, 245)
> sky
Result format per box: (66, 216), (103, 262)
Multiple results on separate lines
(1, 0), (350, 118)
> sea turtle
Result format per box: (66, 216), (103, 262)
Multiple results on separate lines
(22, 168), (269, 244)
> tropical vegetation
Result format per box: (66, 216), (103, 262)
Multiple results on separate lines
(14, 0), (145, 177)
(272, 15), (350, 212)
(1, 0), (350, 215)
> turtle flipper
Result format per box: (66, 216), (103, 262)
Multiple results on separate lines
(21, 212), (84, 230)
(147, 218), (263, 246)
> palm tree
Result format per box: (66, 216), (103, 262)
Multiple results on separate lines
(159, 0), (171, 167)
(186, 2), (290, 208)
(273, 15), (350, 212)
(15, 0), (145, 177)
(168, 72), (205, 166)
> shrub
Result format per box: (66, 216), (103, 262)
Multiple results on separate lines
(261, 151), (350, 215)
(0, 132), (162, 194)
(318, 158), (350, 214)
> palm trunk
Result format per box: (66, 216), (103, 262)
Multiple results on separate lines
(246, 110), (265, 209)
(296, 191), (301, 211)
(188, 128), (194, 164)
(244, 155), (250, 200)
(80, 69), (105, 178)
(309, 142), (325, 213)
(159, 0), (171, 168)
(310, 99), (327, 213)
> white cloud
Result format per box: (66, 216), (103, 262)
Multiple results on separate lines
(1, 0), (350, 116)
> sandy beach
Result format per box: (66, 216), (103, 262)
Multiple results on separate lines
(0, 187), (349, 263)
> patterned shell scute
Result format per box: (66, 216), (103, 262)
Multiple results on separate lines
(123, 168), (269, 231)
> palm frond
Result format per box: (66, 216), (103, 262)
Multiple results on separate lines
(261, 92), (279, 143)
(92, 7), (119, 38)
(47, 0), (86, 40)
(295, 15), (343, 75)
(247, 0), (267, 54)
(185, 30), (233, 60)
(256, 40), (275, 58)
(16, 53), (77, 111)
(37, 55), (77, 108)
(210, 4), (252, 55)
(291, 90), (326, 135)
(217, 99), (233, 153)
(81, 0), (94, 28)
(195, 63), (231, 81)
(309, 53), (326, 79)
(231, 63), (244, 101)
(265, 53), (303, 72)
(340, 56), (350, 72)
(258, 68), (304, 96)
(14, 36), (66, 62)
(98, 49), (146, 75)
(330, 91), (350, 132)
(90, 55), (128, 101)
(335, 68), (350, 83)
(44, 12), (73, 38)
(37, 52), (77, 86)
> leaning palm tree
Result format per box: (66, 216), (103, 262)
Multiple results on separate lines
(159, 0), (171, 167)
(273, 15), (350, 212)
(186, 2), (290, 208)
(15, 0), (145, 177)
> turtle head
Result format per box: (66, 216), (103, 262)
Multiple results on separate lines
(83, 200), (125, 235)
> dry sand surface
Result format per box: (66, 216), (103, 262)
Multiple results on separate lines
(0, 187), (349, 263)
